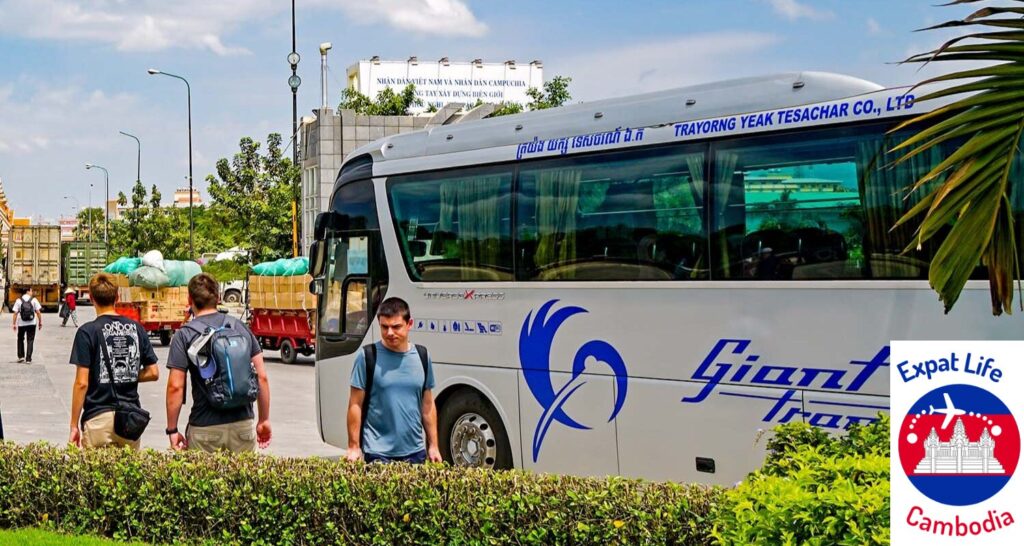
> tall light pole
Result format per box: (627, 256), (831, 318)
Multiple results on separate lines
(88, 183), (94, 243)
(148, 68), (194, 259)
(63, 195), (79, 242)
(287, 0), (302, 257)
(85, 163), (109, 248)
(119, 130), (141, 185)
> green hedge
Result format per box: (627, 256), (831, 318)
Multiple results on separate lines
(0, 443), (718, 545)
(711, 415), (890, 545)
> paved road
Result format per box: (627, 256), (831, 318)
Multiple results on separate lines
(0, 306), (343, 457)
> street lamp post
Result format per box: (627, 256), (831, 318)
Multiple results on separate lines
(148, 68), (194, 259)
(85, 163), (109, 248)
(88, 183), (94, 243)
(63, 195), (79, 242)
(119, 131), (141, 185)
(288, 0), (302, 257)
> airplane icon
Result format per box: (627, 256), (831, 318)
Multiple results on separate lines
(929, 392), (966, 430)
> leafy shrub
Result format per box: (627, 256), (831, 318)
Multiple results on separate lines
(0, 443), (719, 546)
(712, 416), (890, 545)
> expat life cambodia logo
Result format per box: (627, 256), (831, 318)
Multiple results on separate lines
(891, 341), (1022, 544)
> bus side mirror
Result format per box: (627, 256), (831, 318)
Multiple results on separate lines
(309, 240), (327, 278)
(314, 212), (336, 240)
(309, 278), (323, 295)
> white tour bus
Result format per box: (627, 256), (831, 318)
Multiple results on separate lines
(307, 72), (1021, 485)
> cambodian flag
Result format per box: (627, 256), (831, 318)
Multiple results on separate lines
(898, 384), (1019, 506)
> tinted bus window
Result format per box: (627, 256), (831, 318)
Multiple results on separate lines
(388, 168), (513, 281)
(516, 147), (708, 281)
(711, 124), (951, 280)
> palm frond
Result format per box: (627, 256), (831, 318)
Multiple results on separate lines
(891, 0), (1024, 315)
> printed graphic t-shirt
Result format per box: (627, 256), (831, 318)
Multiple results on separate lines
(167, 312), (262, 427)
(69, 314), (159, 424)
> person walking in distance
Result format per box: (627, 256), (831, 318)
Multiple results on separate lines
(11, 287), (42, 363)
(346, 297), (441, 464)
(68, 273), (159, 449)
(165, 273), (272, 452)
(62, 288), (79, 327)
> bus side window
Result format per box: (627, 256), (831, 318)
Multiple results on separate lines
(343, 278), (368, 335)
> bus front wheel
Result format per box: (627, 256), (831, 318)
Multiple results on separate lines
(438, 390), (513, 470)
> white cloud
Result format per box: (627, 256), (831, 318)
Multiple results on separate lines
(553, 32), (783, 102)
(866, 17), (882, 35)
(326, 0), (488, 37)
(764, 0), (834, 21)
(0, 0), (487, 55)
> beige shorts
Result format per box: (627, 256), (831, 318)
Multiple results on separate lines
(187, 419), (256, 453)
(82, 410), (141, 450)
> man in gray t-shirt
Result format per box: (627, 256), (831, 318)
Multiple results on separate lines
(346, 297), (440, 464)
(165, 273), (271, 452)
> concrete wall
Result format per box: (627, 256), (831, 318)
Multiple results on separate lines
(299, 108), (429, 252)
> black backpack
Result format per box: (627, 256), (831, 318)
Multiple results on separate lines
(359, 343), (429, 449)
(19, 297), (35, 322)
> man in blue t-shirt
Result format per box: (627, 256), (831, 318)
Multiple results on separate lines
(346, 297), (440, 464)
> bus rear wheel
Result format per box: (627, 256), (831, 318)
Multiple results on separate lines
(439, 390), (513, 470)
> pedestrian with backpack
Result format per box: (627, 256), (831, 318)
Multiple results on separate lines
(165, 273), (271, 452)
(68, 273), (159, 449)
(345, 297), (441, 464)
(11, 287), (42, 363)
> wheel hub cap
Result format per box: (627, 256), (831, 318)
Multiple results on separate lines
(450, 413), (497, 468)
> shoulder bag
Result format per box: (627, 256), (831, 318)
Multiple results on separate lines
(98, 333), (151, 441)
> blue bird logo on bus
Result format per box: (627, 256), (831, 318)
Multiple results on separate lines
(519, 300), (629, 462)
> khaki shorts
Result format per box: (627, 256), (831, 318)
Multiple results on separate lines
(82, 411), (141, 450)
(187, 419), (256, 453)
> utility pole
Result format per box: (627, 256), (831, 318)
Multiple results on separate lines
(287, 0), (302, 257)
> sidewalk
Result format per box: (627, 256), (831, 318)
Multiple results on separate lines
(0, 306), (342, 457)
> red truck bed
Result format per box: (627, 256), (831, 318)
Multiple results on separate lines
(248, 308), (315, 364)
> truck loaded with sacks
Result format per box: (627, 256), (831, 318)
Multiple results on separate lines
(104, 250), (201, 345)
(246, 257), (316, 364)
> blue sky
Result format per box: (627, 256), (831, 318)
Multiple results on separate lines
(0, 0), (982, 219)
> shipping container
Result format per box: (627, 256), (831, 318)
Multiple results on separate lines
(62, 241), (107, 300)
(5, 225), (62, 311)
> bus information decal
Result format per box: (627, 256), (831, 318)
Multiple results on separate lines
(513, 92), (916, 162)
(681, 339), (890, 430)
(412, 318), (502, 336)
(423, 290), (506, 301)
(519, 300), (629, 462)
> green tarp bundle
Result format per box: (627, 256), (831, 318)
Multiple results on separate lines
(251, 257), (309, 276)
(104, 257), (142, 275)
(165, 260), (203, 287)
(106, 255), (201, 287)
(128, 266), (171, 289)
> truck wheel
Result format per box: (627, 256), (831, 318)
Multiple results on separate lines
(439, 390), (513, 470)
(223, 289), (242, 304)
(159, 330), (172, 347)
(280, 339), (297, 364)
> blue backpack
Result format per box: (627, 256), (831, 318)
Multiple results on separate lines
(184, 314), (259, 409)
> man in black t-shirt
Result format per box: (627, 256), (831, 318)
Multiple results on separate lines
(165, 273), (271, 452)
(69, 273), (159, 449)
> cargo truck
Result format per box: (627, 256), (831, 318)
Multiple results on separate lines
(4, 225), (62, 311)
(62, 241), (107, 303)
(246, 273), (316, 364)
